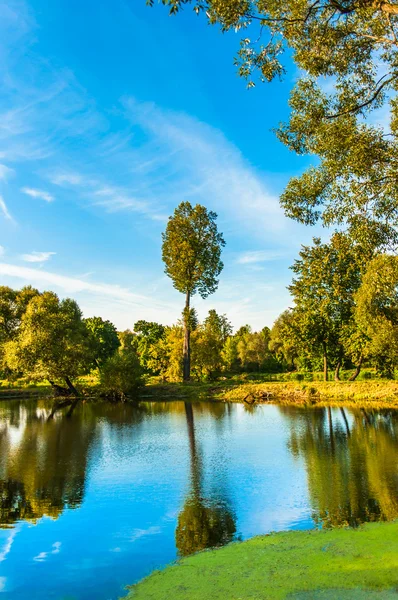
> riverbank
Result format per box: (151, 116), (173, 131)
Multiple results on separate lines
(2, 377), (398, 408)
(143, 379), (398, 408)
(126, 521), (398, 600)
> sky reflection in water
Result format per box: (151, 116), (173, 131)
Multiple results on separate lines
(0, 399), (397, 599)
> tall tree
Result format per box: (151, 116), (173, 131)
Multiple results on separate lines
(162, 201), (225, 381)
(151, 0), (398, 247)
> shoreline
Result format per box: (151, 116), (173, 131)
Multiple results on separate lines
(141, 379), (398, 409)
(2, 379), (398, 408)
(125, 521), (398, 600)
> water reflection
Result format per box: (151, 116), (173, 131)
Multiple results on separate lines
(282, 406), (398, 527)
(0, 399), (97, 526)
(175, 403), (236, 556)
(0, 399), (396, 600)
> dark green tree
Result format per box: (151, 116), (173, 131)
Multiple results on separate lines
(162, 202), (225, 381)
(84, 316), (120, 368)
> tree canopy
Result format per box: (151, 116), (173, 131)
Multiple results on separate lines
(151, 0), (398, 247)
(5, 292), (91, 394)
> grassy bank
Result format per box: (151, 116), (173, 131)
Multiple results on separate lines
(126, 521), (398, 600)
(143, 378), (398, 408)
(3, 376), (398, 407)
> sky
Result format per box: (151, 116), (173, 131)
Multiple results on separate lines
(0, 0), (321, 331)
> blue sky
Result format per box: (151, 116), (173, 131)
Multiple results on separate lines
(0, 0), (321, 330)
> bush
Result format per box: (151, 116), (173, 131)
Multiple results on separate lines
(100, 349), (143, 400)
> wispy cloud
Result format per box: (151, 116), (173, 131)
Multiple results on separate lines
(0, 246), (4, 257)
(0, 527), (18, 563)
(237, 250), (286, 264)
(0, 262), (172, 312)
(0, 164), (14, 181)
(49, 171), (84, 186)
(21, 187), (54, 202)
(130, 525), (161, 543)
(0, 195), (13, 222)
(118, 98), (284, 236)
(33, 542), (61, 563)
(21, 251), (56, 263)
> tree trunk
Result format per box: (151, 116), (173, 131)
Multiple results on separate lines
(183, 291), (191, 382)
(322, 342), (328, 382)
(48, 380), (71, 397)
(340, 408), (350, 437)
(64, 376), (79, 397)
(348, 355), (363, 381)
(334, 360), (341, 381)
(327, 406), (335, 455)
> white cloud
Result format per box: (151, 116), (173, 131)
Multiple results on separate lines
(130, 525), (161, 542)
(0, 528), (18, 563)
(52, 542), (61, 554)
(21, 187), (54, 202)
(0, 246), (4, 257)
(33, 551), (48, 562)
(237, 250), (286, 264)
(0, 262), (172, 313)
(0, 163), (14, 181)
(21, 251), (56, 263)
(120, 98), (285, 237)
(50, 171), (84, 186)
(0, 195), (13, 221)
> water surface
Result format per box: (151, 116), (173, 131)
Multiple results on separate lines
(0, 399), (397, 599)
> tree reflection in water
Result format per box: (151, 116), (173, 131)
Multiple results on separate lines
(0, 399), (149, 528)
(0, 399), (96, 526)
(282, 406), (398, 527)
(175, 402), (236, 556)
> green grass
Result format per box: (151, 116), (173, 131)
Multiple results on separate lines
(125, 522), (398, 600)
(142, 377), (398, 408)
(3, 372), (398, 408)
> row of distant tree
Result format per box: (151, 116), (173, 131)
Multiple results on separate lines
(1, 237), (398, 396)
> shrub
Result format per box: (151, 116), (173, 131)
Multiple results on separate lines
(100, 349), (143, 400)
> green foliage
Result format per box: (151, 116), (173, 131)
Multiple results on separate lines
(152, 0), (398, 247)
(134, 320), (166, 374)
(354, 254), (398, 377)
(236, 328), (276, 372)
(269, 310), (298, 370)
(118, 329), (138, 351)
(0, 286), (40, 343)
(288, 233), (364, 377)
(0, 286), (40, 373)
(148, 325), (184, 382)
(162, 201), (225, 299)
(84, 316), (120, 367)
(99, 346), (143, 399)
(4, 292), (91, 390)
(191, 310), (232, 380)
(221, 336), (239, 371)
